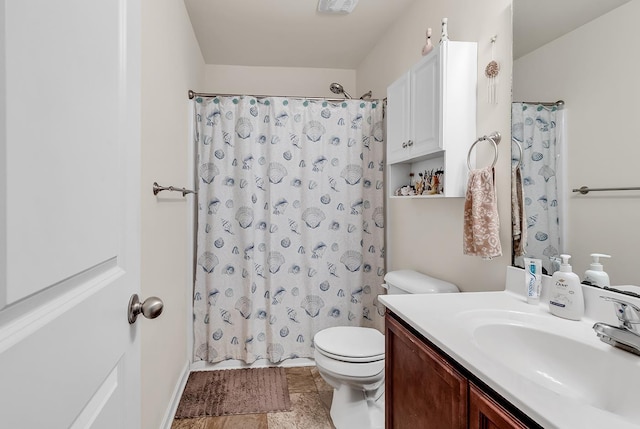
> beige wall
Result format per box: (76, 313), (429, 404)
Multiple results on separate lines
(357, 0), (513, 291)
(514, 0), (640, 285)
(141, 0), (204, 428)
(204, 64), (356, 98)
(138, 0), (515, 422)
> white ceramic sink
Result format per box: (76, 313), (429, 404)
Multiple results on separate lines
(379, 289), (640, 429)
(471, 318), (640, 422)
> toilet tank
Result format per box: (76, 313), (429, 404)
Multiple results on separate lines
(383, 270), (459, 294)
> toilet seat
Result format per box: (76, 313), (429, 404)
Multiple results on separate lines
(314, 326), (385, 363)
(314, 348), (385, 379)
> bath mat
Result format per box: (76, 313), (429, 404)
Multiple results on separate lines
(174, 367), (291, 418)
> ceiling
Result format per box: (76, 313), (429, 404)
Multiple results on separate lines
(185, 0), (633, 68)
(183, 0), (417, 69)
(513, 0), (631, 59)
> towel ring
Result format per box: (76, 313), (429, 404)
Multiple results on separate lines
(467, 132), (501, 170)
(511, 139), (523, 169)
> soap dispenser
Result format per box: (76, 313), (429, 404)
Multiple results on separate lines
(549, 254), (584, 320)
(583, 253), (611, 287)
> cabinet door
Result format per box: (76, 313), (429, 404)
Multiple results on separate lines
(410, 51), (440, 157)
(386, 314), (467, 429)
(470, 384), (528, 429)
(386, 71), (411, 164)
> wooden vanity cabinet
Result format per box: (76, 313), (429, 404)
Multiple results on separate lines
(385, 313), (467, 428)
(385, 312), (535, 429)
(469, 384), (528, 429)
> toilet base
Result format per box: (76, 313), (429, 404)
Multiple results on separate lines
(329, 382), (385, 429)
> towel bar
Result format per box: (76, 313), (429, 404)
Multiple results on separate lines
(152, 182), (197, 197)
(572, 186), (640, 195)
(511, 139), (523, 169)
(467, 132), (501, 170)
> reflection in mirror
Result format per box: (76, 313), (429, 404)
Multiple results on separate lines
(512, 0), (640, 286)
(511, 101), (564, 275)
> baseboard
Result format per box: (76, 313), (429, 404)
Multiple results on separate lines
(159, 360), (190, 429)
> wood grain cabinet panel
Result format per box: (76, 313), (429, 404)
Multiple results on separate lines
(385, 312), (534, 429)
(385, 314), (468, 429)
(470, 384), (528, 429)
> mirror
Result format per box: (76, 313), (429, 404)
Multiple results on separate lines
(512, 0), (640, 287)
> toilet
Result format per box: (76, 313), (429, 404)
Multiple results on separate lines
(313, 270), (459, 429)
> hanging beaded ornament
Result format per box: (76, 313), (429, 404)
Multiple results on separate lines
(485, 36), (500, 104)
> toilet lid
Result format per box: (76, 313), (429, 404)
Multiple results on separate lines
(314, 327), (384, 362)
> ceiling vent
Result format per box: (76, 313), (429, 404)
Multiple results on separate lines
(317, 0), (359, 14)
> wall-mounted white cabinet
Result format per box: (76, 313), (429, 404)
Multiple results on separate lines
(387, 51), (440, 164)
(387, 40), (477, 198)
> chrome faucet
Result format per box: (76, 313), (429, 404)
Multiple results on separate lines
(593, 296), (640, 356)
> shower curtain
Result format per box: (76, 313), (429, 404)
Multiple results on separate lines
(192, 95), (385, 363)
(512, 102), (564, 274)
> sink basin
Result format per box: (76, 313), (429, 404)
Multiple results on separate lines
(379, 288), (640, 428)
(470, 317), (640, 422)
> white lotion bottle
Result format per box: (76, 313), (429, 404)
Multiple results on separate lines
(549, 254), (584, 320)
(583, 253), (611, 287)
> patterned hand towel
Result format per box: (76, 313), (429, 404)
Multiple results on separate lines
(511, 165), (527, 257)
(463, 166), (502, 259)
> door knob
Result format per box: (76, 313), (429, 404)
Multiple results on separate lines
(128, 294), (164, 324)
(407, 140), (414, 147)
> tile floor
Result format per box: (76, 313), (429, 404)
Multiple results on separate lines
(171, 366), (336, 429)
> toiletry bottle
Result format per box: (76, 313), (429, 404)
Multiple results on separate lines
(524, 257), (542, 304)
(549, 254), (584, 320)
(583, 253), (611, 287)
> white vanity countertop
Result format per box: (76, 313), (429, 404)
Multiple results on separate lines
(379, 272), (640, 429)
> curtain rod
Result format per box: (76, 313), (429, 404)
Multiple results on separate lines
(188, 90), (386, 103)
(513, 100), (564, 107)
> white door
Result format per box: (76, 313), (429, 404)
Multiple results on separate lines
(0, 1), (142, 428)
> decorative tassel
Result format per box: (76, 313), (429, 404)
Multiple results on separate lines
(440, 18), (449, 43)
(485, 35), (500, 104)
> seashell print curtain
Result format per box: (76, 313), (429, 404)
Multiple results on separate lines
(192, 95), (385, 363)
(512, 103), (563, 274)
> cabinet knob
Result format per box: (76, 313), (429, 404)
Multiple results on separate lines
(407, 140), (414, 147)
(402, 141), (408, 148)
